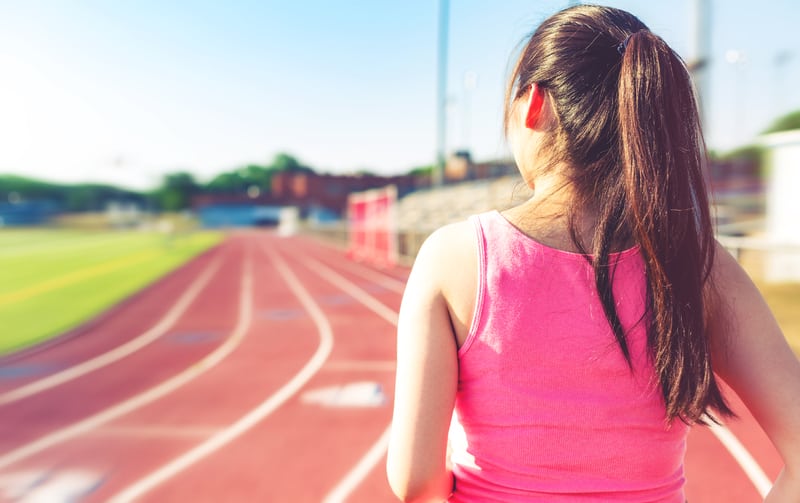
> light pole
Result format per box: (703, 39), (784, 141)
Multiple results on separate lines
(434, 0), (449, 187)
(689, 0), (711, 129)
(461, 71), (477, 153)
(773, 50), (794, 120)
(725, 49), (747, 146)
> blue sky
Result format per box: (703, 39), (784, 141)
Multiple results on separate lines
(0, 1), (798, 190)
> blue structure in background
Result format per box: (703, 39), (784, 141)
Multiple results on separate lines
(197, 204), (283, 228)
(0, 201), (59, 226)
(307, 205), (340, 225)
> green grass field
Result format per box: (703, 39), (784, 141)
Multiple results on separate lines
(737, 250), (800, 355)
(0, 228), (222, 355)
(753, 281), (800, 355)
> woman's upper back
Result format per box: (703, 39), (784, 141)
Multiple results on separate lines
(446, 210), (688, 502)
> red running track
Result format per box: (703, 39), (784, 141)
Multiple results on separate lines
(0, 231), (783, 502)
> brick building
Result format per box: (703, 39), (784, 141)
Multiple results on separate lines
(269, 171), (417, 215)
(192, 171), (419, 227)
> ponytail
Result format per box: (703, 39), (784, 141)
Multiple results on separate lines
(617, 31), (732, 422)
(506, 5), (734, 423)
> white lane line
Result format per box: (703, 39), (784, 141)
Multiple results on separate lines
(107, 244), (334, 503)
(0, 468), (101, 502)
(315, 255), (406, 293)
(322, 426), (392, 503)
(295, 235), (408, 292)
(305, 259), (398, 326)
(0, 253), (253, 471)
(707, 420), (772, 497)
(305, 257), (400, 503)
(0, 255), (224, 407)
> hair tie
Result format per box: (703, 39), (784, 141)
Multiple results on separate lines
(617, 33), (634, 56)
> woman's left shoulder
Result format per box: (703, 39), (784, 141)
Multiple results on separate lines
(413, 219), (478, 286)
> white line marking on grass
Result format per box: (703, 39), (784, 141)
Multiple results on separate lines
(707, 420), (772, 498)
(0, 232), (133, 258)
(0, 253), (254, 471)
(0, 256), (224, 407)
(322, 426), (392, 503)
(107, 244), (333, 502)
(0, 249), (161, 306)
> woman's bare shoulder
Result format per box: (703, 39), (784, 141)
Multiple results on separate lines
(412, 220), (478, 285)
(412, 220), (480, 347)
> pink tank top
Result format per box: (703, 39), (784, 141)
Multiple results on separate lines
(449, 211), (688, 502)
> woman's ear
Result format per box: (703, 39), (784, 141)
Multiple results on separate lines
(524, 83), (545, 130)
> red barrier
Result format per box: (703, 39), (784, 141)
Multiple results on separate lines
(347, 185), (398, 267)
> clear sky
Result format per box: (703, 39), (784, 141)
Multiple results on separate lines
(1, 1), (798, 190)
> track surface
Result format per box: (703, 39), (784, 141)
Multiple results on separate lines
(0, 231), (783, 502)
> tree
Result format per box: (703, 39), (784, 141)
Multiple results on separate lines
(0, 175), (146, 212)
(269, 153), (314, 174)
(763, 109), (800, 134)
(206, 171), (249, 194)
(716, 144), (763, 163)
(407, 165), (435, 177)
(153, 172), (199, 211)
(201, 154), (315, 196)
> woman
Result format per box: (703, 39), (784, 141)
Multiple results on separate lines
(387, 5), (800, 502)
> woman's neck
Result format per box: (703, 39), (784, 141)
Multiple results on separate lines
(503, 172), (601, 253)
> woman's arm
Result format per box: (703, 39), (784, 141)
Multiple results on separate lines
(707, 241), (800, 501)
(387, 226), (463, 502)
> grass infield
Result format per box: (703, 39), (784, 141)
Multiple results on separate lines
(0, 228), (222, 356)
(753, 281), (800, 355)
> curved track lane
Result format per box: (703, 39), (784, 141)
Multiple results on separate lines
(0, 231), (786, 502)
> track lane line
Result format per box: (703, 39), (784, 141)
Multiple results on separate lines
(309, 254), (406, 294)
(107, 242), (334, 502)
(298, 236), (408, 292)
(0, 248), (253, 471)
(707, 420), (772, 497)
(322, 427), (392, 503)
(304, 259), (398, 326)
(0, 254), (225, 406)
(302, 257), (399, 503)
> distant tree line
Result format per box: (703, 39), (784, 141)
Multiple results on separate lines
(710, 109), (800, 167)
(0, 175), (147, 213)
(12, 107), (798, 214)
(0, 153), (316, 213)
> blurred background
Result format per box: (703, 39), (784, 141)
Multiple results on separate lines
(0, 1), (798, 500)
(2, 0), (798, 351)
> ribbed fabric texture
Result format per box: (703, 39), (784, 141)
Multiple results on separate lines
(448, 211), (688, 502)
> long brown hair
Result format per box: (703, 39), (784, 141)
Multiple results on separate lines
(505, 5), (732, 423)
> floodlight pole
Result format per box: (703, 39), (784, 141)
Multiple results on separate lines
(689, 0), (711, 129)
(434, 0), (449, 187)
